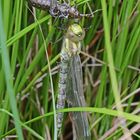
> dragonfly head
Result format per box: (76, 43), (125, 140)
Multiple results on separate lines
(66, 24), (85, 43)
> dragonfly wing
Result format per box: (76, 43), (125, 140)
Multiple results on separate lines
(66, 55), (91, 140)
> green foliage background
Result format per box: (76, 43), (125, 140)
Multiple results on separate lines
(0, 0), (140, 139)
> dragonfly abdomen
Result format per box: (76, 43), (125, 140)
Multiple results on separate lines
(57, 53), (70, 133)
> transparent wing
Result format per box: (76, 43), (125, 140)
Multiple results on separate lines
(66, 55), (91, 140)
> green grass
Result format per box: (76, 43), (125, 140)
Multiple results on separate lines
(0, 0), (140, 139)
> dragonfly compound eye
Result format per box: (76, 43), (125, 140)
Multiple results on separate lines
(70, 24), (85, 40)
(65, 24), (85, 42)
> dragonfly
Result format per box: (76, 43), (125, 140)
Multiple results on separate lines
(29, 0), (91, 138)
(56, 23), (91, 139)
(29, 0), (94, 18)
